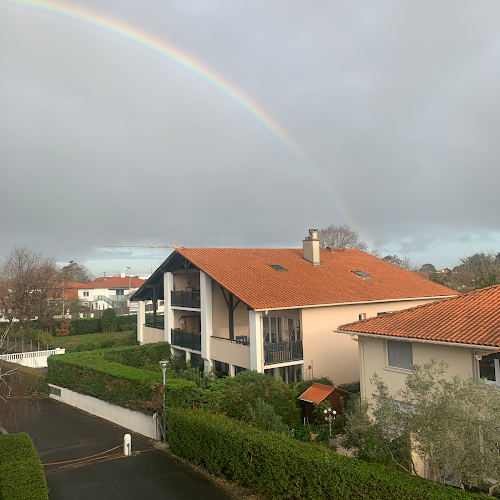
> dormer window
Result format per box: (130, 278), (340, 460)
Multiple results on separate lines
(269, 264), (287, 272)
(352, 270), (373, 279)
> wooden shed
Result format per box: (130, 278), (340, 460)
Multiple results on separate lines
(298, 383), (350, 424)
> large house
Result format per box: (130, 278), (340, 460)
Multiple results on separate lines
(78, 275), (146, 312)
(130, 230), (456, 383)
(336, 284), (500, 399)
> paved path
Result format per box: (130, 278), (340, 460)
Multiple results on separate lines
(3, 398), (235, 500)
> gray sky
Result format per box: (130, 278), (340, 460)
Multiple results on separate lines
(1, 0), (499, 276)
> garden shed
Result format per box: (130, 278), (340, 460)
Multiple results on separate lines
(298, 383), (350, 424)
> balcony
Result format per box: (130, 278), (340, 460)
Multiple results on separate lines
(264, 340), (303, 365)
(171, 291), (201, 309)
(171, 328), (201, 351)
(144, 320), (164, 330)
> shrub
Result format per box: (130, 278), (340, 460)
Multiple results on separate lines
(167, 408), (481, 500)
(46, 343), (185, 414)
(101, 309), (117, 333)
(0, 361), (49, 397)
(55, 319), (72, 337)
(205, 370), (301, 427)
(0, 433), (49, 500)
(242, 398), (289, 434)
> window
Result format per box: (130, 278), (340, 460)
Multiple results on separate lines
(359, 313), (366, 321)
(476, 352), (500, 385)
(269, 264), (287, 272)
(263, 316), (282, 343)
(286, 318), (301, 341)
(387, 340), (413, 371)
(377, 311), (393, 316)
(352, 270), (373, 279)
(83, 291), (89, 297)
(115, 290), (125, 296)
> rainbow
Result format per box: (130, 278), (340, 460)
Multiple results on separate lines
(1, 0), (357, 227)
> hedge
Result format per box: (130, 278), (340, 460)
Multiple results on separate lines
(47, 343), (197, 413)
(167, 408), (482, 500)
(0, 433), (49, 500)
(0, 361), (49, 397)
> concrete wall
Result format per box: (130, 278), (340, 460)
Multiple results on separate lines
(211, 280), (249, 339)
(210, 338), (251, 369)
(301, 298), (440, 385)
(359, 335), (478, 400)
(49, 384), (159, 440)
(142, 325), (165, 344)
(172, 272), (200, 292)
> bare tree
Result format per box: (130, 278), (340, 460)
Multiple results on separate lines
(318, 224), (368, 251)
(383, 254), (420, 272)
(0, 246), (59, 329)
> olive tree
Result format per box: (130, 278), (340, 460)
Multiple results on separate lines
(344, 360), (500, 490)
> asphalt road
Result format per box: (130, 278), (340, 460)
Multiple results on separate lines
(3, 398), (235, 500)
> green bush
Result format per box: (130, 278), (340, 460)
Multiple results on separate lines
(205, 371), (301, 427)
(101, 309), (117, 333)
(46, 343), (187, 414)
(167, 408), (482, 500)
(0, 433), (49, 500)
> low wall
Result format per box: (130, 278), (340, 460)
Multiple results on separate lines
(49, 384), (159, 440)
(143, 325), (165, 344)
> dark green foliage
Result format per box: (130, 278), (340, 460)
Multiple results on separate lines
(205, 370), (301, 427)
(101, 308), (117, 333)
(242, 398), (290, 434)
(0, 433), (49, 500)
(167, 408), (481, 500)
(338, 380), (360, 394)
(47, 343), (173, 414)
(0, 361), (49, 397)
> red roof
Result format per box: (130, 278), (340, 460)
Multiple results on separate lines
(338, 285), (500, 347)
(298, 383), (337, 403)
(176, 248), (456, 310)
(79, 277), (146, 289)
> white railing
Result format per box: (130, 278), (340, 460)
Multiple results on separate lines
(0, 348), (66, 368)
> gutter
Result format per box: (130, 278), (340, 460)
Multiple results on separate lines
(253, 295), (456, 312)
(335, 329), (500, 351)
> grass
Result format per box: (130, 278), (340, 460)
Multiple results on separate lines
(50, 331), (133, 347)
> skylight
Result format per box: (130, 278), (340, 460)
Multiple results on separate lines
(352, 270), (373, 279)
(269, 264), (288, 272)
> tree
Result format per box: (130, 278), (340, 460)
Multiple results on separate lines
(382, 254), (419, 272)
(0, 247), (59, 329)
(318, 224), (368, 251)
(419, 263), (436, 273)
(451, 252), (500, 291)
(101, 308), (117, 333)
(344, 360), (500, 489)
(60, 261), (94, 284)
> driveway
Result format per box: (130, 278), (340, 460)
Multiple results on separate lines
(2, 398), (235, 500)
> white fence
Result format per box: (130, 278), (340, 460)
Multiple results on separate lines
(49, 384), (159, 440)
(0, 348), (66, 368)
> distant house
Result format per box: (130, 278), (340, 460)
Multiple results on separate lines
(130, 229), (455, 383)
(336, 284), (500, 400)
(78, 275), (146, 312)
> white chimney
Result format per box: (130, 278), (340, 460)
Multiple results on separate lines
(303, 229), (320, 266)
(121, 272), (126, 278)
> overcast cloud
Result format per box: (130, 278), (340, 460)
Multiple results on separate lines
(1, 0), (499, 276)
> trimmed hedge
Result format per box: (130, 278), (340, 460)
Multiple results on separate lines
(167, 408), (482, 500)
(0, 361), (49, 397)
(0, 433), (49, 500)
(47, 343), (197, 413)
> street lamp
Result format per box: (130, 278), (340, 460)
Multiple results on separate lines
(159, 360), (169, 443)
(323, 407), (337, 437)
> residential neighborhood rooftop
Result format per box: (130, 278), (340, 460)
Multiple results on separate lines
(79, 276), (146, 289)
(166, 247), (456, 310)
(337, 284), (500, 347)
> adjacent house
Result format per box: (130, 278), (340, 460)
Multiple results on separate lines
(335, 284), (500, 400)
(130, 229), (455, 383)
(78, 275), (146, 312)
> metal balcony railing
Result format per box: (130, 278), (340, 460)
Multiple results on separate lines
(171, 291), (201, 308)
(171, 329), (201, 351)
(144, 321), (164, 330)
(264, 340), (303, 365)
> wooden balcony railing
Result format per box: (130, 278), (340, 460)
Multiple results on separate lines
(264, 340), (303, 365)
(171, 328), (201, 351)
(171, 290), (201, 308)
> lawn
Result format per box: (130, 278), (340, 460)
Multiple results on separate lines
(50, 331), (133, 347)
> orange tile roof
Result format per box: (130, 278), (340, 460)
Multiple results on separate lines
(176, 248), (456, 310)
(338, 284), (500, 347)
(298, 383), (336, 403)
(79, 277), (146, 289)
